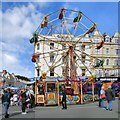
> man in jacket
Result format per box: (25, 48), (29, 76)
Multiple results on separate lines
(2, 89), (11, 118)
(61, 86), (67, 109)
(105, 86), (114, 111)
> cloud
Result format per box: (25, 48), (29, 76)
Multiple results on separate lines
(1, 3), (45, 77)
(4, 53), (18, 63)
(2, 53), (33, 77)
(2, 3), (43, 40)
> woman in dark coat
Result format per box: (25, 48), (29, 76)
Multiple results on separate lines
(105, 86), (114, 111)
(20, 89), (27, 114)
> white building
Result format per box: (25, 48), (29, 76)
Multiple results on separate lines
(33, 31), (120, 79)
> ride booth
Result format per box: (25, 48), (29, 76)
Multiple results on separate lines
(58, 80), (81, 105)
(82, 76), (99, 103)
(35, 79), (58, 106)
(58, 76), (99, 105)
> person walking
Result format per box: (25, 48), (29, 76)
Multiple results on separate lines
(105, 86), (114, 111)
(29, 87), (35, 108)
(2, 89), (11, 118)
(98, 83), (102, 107)
(61, 86), (67, 110)
(20, 88), (27, 114)
(26, 87), (35, 108)
(111, 83), (116, 100)
(99, 86), (106, 108)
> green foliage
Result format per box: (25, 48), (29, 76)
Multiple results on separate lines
(15, 75), (30, 81)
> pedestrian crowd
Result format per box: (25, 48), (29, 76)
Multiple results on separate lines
(2, 86), (35, 118)
(99, 85), (116, 111)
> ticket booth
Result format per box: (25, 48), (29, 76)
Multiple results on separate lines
(45, 81), (58, 105)
(35, 79), (58, 106)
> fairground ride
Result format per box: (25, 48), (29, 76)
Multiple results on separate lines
(30, 8), (105, 105)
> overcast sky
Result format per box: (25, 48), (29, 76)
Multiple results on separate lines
(0, 1), (119, 78)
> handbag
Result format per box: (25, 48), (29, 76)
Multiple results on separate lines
(26, 98), (30, 102)
(101, 94), (106, 99)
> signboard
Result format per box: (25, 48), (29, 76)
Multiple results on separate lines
(47, 93), (57, 104)
(37, 95), (44, 103)
(100, 78), (117, 81)
(98, 77), (119, 82)
(47, 93), (55, 100)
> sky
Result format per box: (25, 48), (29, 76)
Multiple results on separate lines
(0, 1), (119, 78)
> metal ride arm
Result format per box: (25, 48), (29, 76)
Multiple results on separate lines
(73, 51), (93, 76)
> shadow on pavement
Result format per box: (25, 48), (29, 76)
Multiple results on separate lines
(9, 110), (35, 118)
(9, 112), (22, 117)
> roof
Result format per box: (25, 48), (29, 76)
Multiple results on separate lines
(93, 30), (102, 37)
(113, 32), (120, 38)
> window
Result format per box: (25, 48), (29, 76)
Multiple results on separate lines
(82, 69), (85, 76)
(114, 60), (120, 66)
(105, 36), (110, 42)
(37, 43), (40, 50)
(81, 55), (85, 63)
(81, 45), (85, 51)
(105, 70), (109, 77)
(50, 68), (54, 76)
(47, 83), (56, 92)
(73, 56), (76, 60)
(98, 70), (102, 77)
(37, 69), (40, 76)
(106, 59), (109, 65)
(62, 44), (66, 49)
(115, 39), (120, 44)
(114, 70), (118, 76)
(50, 54), (54, 62)
(95, 38), (100, 43)
(37, 55), (40, 62)
(116, 49), (120, 55)
(95, 49), (100, 54)
(38, 84), (44, 95)
(50, 43), (54, 49)
(106, 48), (109, 54)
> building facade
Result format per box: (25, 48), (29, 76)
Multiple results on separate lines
(33, 31), (120, 78)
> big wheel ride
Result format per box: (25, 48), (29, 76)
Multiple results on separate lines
(30, 8), (104, 105)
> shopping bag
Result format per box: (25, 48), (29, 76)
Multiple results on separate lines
(101, 94), (106, 99)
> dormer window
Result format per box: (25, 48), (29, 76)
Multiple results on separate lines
(105, 36), (110, 42)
